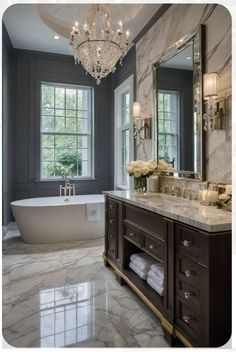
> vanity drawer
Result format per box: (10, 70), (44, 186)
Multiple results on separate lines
(125, 204), (168, 240)
(176, 224), (208, 265)
(124, 224), (141, 246)
(176, 278), (200, 313)
(107, 199), (118, 219)
(176, 255), (200, 287)
(176, 299), (200, 344)
(142, 231), (164, 262)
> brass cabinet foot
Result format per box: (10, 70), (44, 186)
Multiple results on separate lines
(162, 327), (184, 347)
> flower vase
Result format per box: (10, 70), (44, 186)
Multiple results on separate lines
(134, 176), (147, 192)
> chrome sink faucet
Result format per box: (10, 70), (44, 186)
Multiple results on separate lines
(60, 173), (76, 196)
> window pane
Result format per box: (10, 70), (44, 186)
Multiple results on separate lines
(66, 109), (76, 118)
(55, 109), (65, 117)
(55, 117), (65, 133)
(42, 135), (54, 147)
(66, 118), (76, 133)
(42, 116), (54, 132)
(41, 83), (93, 178)
(42, 148), (54, 162)
(55, 135), (76, 148)
(42, 107), (54, 115)
(42, 85), (54, 107)
(55, 87), (65, 108)
(66, 88), (76, 109)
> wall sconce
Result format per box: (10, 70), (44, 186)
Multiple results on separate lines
(133, 101), (152, 141)
(203, 73), (225, 131)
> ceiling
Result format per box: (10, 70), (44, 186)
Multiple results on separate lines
(161, 46), (193, 71)
(3, 4), (162, 56)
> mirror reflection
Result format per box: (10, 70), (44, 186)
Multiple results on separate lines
(155, 28), (204, 179)
(157, 45), (193, 171)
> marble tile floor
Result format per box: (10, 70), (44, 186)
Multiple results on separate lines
(2, 228), (169, 348)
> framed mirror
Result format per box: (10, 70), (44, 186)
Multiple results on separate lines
(153, 25), (205, 180)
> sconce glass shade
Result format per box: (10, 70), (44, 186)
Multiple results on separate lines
(203, 73), (217, 98)
(133, 101), (141, 119)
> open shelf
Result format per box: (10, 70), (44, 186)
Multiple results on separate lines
(123, 268), (165, 314)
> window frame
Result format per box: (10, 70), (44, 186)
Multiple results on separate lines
(39, 81), (94, 181)
(114, 75), (134, 190)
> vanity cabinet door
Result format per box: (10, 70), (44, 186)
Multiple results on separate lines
(105, 197), (124, 265)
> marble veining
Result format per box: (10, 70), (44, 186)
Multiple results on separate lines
(103, 191), (231, 233)
(2, 230), (169, 348)
(136, 4), (231, 183)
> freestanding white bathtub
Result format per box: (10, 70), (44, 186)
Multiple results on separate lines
(11, 195), (105, 244)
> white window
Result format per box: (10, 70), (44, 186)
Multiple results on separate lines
(158, 90), (179, 169)
(114, 75), (134, 189)
(40, 82), (93, 179)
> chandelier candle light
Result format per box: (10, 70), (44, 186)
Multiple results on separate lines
(69, 5), (130, 85)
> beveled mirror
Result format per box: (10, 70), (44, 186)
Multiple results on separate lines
(153, 25), (205, 180)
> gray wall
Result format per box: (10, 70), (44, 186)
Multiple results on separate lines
(2, 24), (15, 226)
(13, 49), (113, 201)
(2, 25), (136, 225)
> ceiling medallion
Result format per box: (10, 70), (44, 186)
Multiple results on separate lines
(69, 4), (130, 85)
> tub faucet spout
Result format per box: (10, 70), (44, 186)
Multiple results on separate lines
(60, 173), (76, 196)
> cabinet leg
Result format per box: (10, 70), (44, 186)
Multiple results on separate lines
(103, 253), (110, 267)
(163, 327), (183, 347)
(116, 274), (126, 286)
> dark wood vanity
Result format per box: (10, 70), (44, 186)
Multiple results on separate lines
(103, 195), (231, 347)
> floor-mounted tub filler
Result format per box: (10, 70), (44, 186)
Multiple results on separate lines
(11, 195), (105, 244)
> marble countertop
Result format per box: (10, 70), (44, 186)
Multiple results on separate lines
(103, 191), (232, 233)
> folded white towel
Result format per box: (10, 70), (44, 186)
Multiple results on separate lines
(150, 263), (164, 279)
(148, 270), (164, 287)
(130, 253), (157, 272)
(147, 277), (164, 296)
(86, 203), (101, 222)
(129, 261), (148, 280)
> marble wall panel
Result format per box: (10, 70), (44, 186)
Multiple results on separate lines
(136, 4), (231, 184)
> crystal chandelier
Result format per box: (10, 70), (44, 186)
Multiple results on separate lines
(69, 5), (130, 85)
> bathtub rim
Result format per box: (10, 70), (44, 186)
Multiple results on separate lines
(11, 194), (105, 208)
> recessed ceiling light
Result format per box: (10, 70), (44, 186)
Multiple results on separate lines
(54, 35), (60, 40)
(186, 57), (191, 60)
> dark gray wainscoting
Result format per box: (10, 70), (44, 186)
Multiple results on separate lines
(2, 24), (15, 226)
(13, 49), (113, 201)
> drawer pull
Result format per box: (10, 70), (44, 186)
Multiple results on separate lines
(129, 232), (135, 237)
(109, 235), (113, 238)
(182, 315), (193, 324)
(184, 291), (193, 299)
(109, 205), (115, 209)
(109, 220), (114, 224)
(149, 244), (156, 249)
(185, 270), (195, 278)
(181, 240), (192, 247)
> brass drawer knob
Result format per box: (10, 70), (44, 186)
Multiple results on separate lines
(185, 270), (195, 277)
(109, 220), (114, 224)
(129, 232), (135, 237)
(149, 244), (156, 249)
(184, 291), (193, 299)
(182, 315), (193, 324)
(181, 240), (192, 247)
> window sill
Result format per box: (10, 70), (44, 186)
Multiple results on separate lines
(34, 178), (98, 183)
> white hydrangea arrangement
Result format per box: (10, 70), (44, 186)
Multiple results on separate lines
(126, 159), (173, 178)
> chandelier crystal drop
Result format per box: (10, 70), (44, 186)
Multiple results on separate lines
(69, 5), (130, 85)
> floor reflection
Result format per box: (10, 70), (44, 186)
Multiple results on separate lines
(40, 282), (94, 347)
